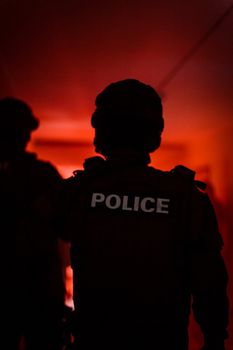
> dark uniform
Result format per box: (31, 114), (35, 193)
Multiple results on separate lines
(0, 98), (65, 350)
(59, 79), (229, 350)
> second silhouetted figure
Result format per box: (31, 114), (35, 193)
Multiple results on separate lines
(0, 97), (65, 350)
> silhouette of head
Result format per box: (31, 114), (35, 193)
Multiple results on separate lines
(91, 79), (164, 156)
(0, 97), (39, 160)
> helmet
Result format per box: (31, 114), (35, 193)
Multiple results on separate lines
(0, 97), (39, 133)
(91, 79), (164, 155)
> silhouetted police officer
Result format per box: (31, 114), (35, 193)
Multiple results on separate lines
(60, 79), (229, 350)
(0, 97), (65, 350)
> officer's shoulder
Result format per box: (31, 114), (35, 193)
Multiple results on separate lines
(169, 164), (207, 192)
(71, 156), (106, 180)
(63, 172), (82, 190)
(150, 164), (206, 192)
(23, 152), (62, 180)
(61, 174), (82, 202)
(63, 156), (106, 188)
(83, 156), (106, 173)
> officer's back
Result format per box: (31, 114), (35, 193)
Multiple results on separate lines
(61, 79), (229, 350)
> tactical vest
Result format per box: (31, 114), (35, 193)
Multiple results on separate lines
(61, 156), (228, 350)
(64, 157), (208, 304)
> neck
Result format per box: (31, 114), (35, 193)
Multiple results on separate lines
(106, 149), (151, 165)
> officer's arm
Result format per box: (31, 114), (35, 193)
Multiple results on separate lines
(55, 179), (73, 243)
(189, 192), (229, 350)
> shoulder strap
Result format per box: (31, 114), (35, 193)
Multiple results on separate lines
(72, 156), (106, 183)
(171, 164), (207, 191)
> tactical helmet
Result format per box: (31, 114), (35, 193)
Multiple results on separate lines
(91, 79), (164, 155)
(0, 97), (39, 133)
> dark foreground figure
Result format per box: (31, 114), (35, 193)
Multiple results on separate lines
(60, 79), (229, 350)
(0, 98), (65, 350)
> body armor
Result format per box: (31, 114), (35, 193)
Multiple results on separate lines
(60, 155), (228, 350)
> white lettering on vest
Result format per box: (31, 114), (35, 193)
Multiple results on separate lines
(106, 194), (121, 209)
(91, 193), (105, 207)
(157, 198), (170, 214)
(122, 195), (133, 211)
(133, 196), (140, 211)
(140, 197), (155, 212)
(91, 193), (170, 214)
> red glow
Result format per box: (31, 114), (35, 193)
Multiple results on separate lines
(1, 1), (232, 346)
